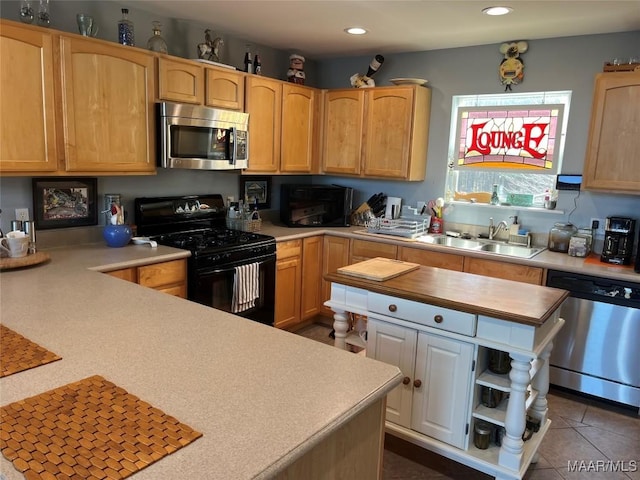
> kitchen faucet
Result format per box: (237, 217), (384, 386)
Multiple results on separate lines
(488, 217), (509, 240)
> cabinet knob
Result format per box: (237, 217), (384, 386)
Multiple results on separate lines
(413, 379), (422, 388)
(388, 304), (397, 312)
(434, 314), (444, 324)
(402, 376), (411, 385)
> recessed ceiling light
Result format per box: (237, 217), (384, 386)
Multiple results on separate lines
(345, 27), (368, 35)
(482, 6), (513, 16)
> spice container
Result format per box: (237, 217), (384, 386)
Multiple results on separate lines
(548, 222), (577, 253)
(481, 386), (504, 408)
(474, 421), (492, 450)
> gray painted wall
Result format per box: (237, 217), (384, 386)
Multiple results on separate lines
(1, 1), (638, 246)
(315, 31), (640, 239)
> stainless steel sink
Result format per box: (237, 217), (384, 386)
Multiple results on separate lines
(478, 243), (545, 259)
(415, 234), (545, 259)
(416, 235), (484, 250)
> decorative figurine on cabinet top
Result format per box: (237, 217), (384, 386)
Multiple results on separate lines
(499, 40), (528, 91)
(287, 54), (305, 84)
(350, 54), (384, 88)
(197, 29), (223, 62)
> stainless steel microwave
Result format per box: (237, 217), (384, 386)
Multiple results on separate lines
(157, 102), (249, 170)
(280, 184), (353, 227)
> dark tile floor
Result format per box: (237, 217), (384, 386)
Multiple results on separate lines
(295, 323), (640, 480)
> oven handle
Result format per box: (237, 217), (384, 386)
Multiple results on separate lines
(196, 254), (275, 276)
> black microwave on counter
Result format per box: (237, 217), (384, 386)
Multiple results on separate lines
(280, 184), (353, 227)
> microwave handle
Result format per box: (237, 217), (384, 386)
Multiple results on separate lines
(229, 127), (237, 166)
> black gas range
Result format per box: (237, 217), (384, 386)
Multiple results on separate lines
(135, 194), (276, 326)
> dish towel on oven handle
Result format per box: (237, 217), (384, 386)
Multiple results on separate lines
(231, 262), (260, 313)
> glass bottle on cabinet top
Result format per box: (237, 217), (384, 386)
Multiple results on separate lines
(36, 0), (50, 27)
(118, 8), (135, 46)
(19, 0), (34, 23)
(147, 21), (168, 53)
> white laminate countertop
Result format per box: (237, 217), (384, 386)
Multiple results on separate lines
(0, 243), (402, 480)
(260, 222), (640, 284)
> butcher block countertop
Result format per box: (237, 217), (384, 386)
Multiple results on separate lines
(0, 243), (401, 480)
(325, 264), (569, 327)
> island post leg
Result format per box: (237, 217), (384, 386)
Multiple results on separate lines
(498, 353), (532, 471)
(530, 340), (553, 425)
(331, 308), (350, 350)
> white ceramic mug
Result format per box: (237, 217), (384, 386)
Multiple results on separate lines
(1, 234), (29, 258)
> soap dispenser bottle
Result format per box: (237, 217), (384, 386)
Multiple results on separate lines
(509, 216), (520, 236)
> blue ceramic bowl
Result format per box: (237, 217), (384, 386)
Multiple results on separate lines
(103, 224), (132, 248)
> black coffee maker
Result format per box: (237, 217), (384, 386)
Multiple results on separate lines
(601, 216), (636, 265)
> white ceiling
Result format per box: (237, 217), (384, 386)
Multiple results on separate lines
(135, 0), (640, 59)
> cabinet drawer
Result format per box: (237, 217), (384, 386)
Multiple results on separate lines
(368, 293), (476, 336)
(138, 259), (186, 288)
(351, 239), (397, 259)
(276, 239), (302, 259)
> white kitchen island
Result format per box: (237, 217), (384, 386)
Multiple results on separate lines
(325, 262), (568, 480)
(0, 244), (401, 480)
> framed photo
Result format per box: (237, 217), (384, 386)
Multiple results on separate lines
(32, 178), (98, 230)
(239, 176), (271, 209)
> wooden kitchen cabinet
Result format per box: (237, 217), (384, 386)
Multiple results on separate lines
(301, 236), (324, 320)
(321, 236), (351, 317)
(0, 21), (58, 173)
(157, 57), (245, 110)
(398, 246), (465, 271)
(244, 77), (318, 174)
(205, 67), (245, 110)
(275, 236), (324, 329)
(322, 89), (365, 175)
(157, 57), (204, 104)
(367, 318), (474, 449)
(583, 71), (640, 194)
(0, 21), (155, 176)
(245, 76), (282, 173)
(322, 85), (431, 181)
(105, 259), (187, 298)
(59, 35), (156, 174)
(275, 239), (302, 329)
(363, 86), (430, 180)
(350, 238), (397, 264)
(463, 257), (543, 285)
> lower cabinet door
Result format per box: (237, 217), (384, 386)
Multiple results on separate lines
(367, 318), (417, 428)
(411, 332), (474, 449)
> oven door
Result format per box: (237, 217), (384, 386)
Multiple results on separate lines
(188, 253), (275, 326)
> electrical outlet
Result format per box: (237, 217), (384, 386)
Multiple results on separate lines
(15, 208), (29, 221)
(590, 217), (606, 236)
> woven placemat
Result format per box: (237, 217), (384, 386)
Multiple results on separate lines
(0, 375), (202, 479)
(0, 324), (62, 378)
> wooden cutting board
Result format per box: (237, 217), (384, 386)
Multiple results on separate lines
(338, 257), (420, 281)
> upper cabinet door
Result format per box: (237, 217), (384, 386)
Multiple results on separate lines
(583, 72), (640, 194)
(157, 57), (204, 104)
(364, 86), (430, 181)
(244, 76), (282, 173)
(0, 22), (58, 172)
(281, 83), (317, 173)
(205, 67), (245, 110)
(364, 88), (414, 178)
(60, 36), (156, 173)
(322, 89), (364, 175)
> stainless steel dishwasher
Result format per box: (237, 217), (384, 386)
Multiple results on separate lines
(546, 270), (640, 411)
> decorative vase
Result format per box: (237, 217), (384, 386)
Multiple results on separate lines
(147, 21), (168, 53)
(103, 224), (132, 248)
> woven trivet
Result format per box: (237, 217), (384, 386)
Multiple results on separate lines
(0, 325), (62, 378)
(0, 375), (203, 479)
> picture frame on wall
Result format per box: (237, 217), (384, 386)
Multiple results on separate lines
(239, 176), (271, 209)
(32, 178), (98, 230)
